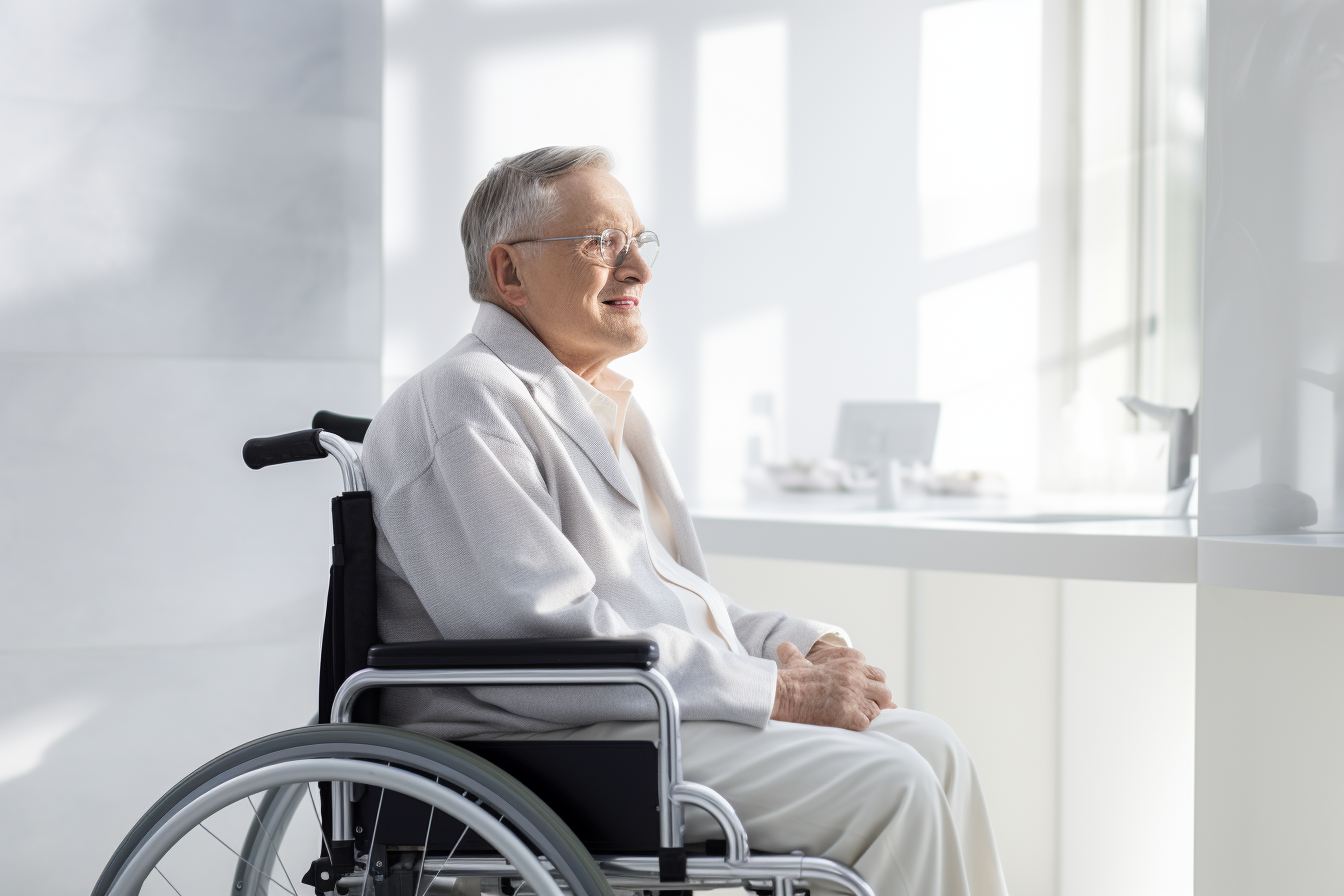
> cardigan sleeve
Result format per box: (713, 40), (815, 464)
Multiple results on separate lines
(719, 595), (851, 664)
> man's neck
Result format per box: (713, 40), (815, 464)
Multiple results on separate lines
(491, 300), (612, 384)
(563, 357), (611, 384)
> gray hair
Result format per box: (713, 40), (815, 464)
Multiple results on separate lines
(460, 145), (616, 302)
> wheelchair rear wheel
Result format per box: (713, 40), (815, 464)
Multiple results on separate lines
(93, 724), (615, 896)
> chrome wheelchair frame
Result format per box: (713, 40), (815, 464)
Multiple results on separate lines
(94, 414), (874, 896)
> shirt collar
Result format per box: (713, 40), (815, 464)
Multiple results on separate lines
(562, 367), (634, 403)
(563, 367), (635, 457)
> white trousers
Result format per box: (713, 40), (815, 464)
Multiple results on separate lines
(479, 709), (1008, 896)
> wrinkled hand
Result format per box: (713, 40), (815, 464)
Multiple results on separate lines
(806, 639), (869, 666)
(772, 642), (897, 731)
(805, 642), (897, 702)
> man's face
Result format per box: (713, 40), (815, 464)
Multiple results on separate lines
(496, 167), (653, 372)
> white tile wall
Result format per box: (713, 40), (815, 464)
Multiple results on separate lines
(0, 640), (319, 893)
(0, 100), (380, 359)
(0, 354), (378, 648)
(0, 0), (380, 114)
(0, 2), (381, 890)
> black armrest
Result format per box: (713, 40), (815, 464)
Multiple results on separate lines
(367, 638), (659, 671)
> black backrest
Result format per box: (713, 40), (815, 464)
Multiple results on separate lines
(317, 490), (380, 724)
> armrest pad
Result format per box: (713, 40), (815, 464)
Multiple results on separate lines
(367, 638), (659, 670)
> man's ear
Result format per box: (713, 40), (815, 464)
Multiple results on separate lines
(487, 244), (528, 307)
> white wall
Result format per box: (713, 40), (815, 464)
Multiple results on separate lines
(0, 3), (382, 891)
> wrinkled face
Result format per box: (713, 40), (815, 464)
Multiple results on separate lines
(489, 167), (653, 374)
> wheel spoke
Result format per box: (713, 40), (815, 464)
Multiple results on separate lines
(153, 865), (184, 896)
(414, 777), (439, 896)
(198, 822), (297, 896)
(421, 791), (473, 896)
(359, 773), (389, 896)
(305, 780), (335, 862)
(248, 794), (298, 896)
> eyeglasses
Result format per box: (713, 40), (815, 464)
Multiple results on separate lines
(508, 228), (660, 269)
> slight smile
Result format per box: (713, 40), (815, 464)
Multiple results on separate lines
(602, 296), (640, 308)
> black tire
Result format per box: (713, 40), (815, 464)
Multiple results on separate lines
(92, 724), (615, 896)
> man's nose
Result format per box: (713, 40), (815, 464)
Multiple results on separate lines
(617, 246), (653, 283)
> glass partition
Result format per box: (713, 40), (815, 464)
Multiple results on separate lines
(1199, 1), (1344, 536)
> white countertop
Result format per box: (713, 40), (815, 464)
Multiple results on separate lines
(692, 494), (1197, 583)
(694, 494), (1344, 593)
(1198, 532), (1344, 598)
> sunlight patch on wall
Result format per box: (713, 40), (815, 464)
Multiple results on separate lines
(383, 62), (420, 261)
(698, 307), (787, 505)
(918, 263), (1039, 493)
(0, 696), (97, 785)
(695, 19), (788, 227)
(918, 0), (1041, 260)
(468, 35), (657, 219)
(384, 0), (420, 19)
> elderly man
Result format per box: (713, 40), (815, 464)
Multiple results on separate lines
(361, 146), (1007, 896)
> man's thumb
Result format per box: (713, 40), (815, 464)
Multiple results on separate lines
(777, 641), (806, 665)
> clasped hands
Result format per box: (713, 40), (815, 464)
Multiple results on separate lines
(770, 640), (897, 732)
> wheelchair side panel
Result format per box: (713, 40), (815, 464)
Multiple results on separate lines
(352, 740), (660, 855)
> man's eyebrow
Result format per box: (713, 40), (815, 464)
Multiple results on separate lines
(576, 219), (640, 233)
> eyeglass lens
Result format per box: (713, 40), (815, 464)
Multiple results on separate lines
(599, 229), (659, 268)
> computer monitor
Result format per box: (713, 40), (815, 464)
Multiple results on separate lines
(833, 402), (941, 509)
(833, 401), (941, 467)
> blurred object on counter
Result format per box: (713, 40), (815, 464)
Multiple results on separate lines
(759, 458), (873, 493)
(833, 401), (941, 509)
(919, 468), (1009, 498)
(1119, 396), (1198, 516)
(751, 458), (1008, 501)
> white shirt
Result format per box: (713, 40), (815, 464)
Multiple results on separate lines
(564, 368), (747, 654)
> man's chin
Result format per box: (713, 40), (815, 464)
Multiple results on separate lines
(604, 320), (648, 356)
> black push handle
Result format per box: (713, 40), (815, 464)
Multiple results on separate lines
(242, 429), (328, 470)
(311, 410), (372, 443)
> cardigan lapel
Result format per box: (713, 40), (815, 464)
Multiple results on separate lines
(623, 399), (711, 580)
(471, 303), (639, 508)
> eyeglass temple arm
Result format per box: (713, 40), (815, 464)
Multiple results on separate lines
(510, 235), (603, 245)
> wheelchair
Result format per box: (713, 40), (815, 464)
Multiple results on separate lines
(92, 411), (875, 896)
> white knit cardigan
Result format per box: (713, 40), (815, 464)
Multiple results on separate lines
(361, 301), (835, 739)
